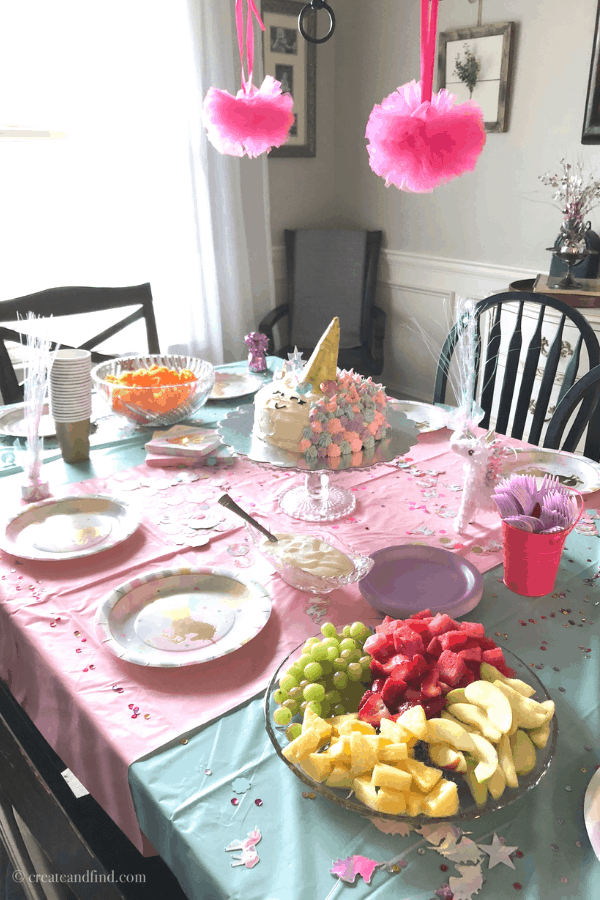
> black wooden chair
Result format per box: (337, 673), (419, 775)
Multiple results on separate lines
(258, 229), (385, 377)
(544, 364), (600, 460)
(0, 284), (160, 405)
(433, 291), (600, 446)
(0, 679), (188, 900)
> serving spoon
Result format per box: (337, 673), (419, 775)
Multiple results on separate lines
(217, 494), (278, 543)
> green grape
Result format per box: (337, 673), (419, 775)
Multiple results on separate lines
(288, 686), (304, 702)
(320, 701), (331, 719)
(310, 642), (329, 661)
(273, 707), (292, 726)
(342, 625), (352, 637)
(298, 679), (309, 689)
(325, 690), (341, 705)
(359, 655), (371, 669)
(299, 701), (309, 714)
(280, 674), (298, 692)
(339, 638), (357, 653)
(282, 698), (299, 714)
(349, 621), (369, 641)
(297, 654), (313, 671)
(286, 722), (302, 741)
(321, 637), (340, 650)
(273, 688), (288, 704)
(303, 682), (325, 702)
(340, 648), (355, 661)
(305, 700), (322, 717)
(360, 667), (372, 682)
(332, 703), (346, 717)
(304, 662), (323, 682)
(332, 671), (348, 690)
(320, 622), (337, 638)
(333, 657), (348, 671)
(286, 663), (304, 681)
(326, 646), (339, 662)
(347, 662), (362, 681)
(319, 660), (333, 676)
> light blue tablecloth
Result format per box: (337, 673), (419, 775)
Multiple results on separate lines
(2, 360), (599, 900)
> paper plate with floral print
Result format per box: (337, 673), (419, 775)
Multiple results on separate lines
(209, 367), (267, 400)
(0, 495), (140, 561)
(0, 402), (56, 438)
(96, 566), (271, 667)
(501, 448), (600, 495)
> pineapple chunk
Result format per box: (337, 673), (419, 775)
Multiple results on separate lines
(298, 752), (333, 783)
(352, 774), (379, 810)
(376, 787), (407, 815)
(338, 719), (376, 736)
(379, 717), (413, 744)
(371, 763), (412, 792)
(326, 712), (359, 735)
(378, 742), (409, 763)
(349, 732), (379, 776)
(326, 765), (353, 789)
(403, 758), (443, 794)
(302, 708), (332, 741)
(325, 735), (351, 763)
(404, 791), (424, 816)
(282, 728), (325, 762)
(422, 779), (459, 817)
(396, 704), (428, 740)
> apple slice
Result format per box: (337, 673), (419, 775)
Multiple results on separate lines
(498, 732), (519, 788)
(480, 662), (536, 698)
(492, 680), (549, 729)
(510, 729), (537, 775)
(427, 718), (477, 753)
(428, 742), (468, 773)
(464, 680), (513, 734)
(528, 720), (551, 749)
(448, 702), (502, 743)
(464, 757), (488, 806)
(469, 732), (498, 783)
(487, 765), (506, 800)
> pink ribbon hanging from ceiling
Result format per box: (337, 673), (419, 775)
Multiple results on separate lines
(202, 0), (294, 158)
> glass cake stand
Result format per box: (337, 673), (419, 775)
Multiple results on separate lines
(218, 406), (420, 521)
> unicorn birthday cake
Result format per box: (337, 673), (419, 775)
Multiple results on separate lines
(253, 318), (390, 461)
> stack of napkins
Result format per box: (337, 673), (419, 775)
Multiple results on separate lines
(145, 426), (223, 468)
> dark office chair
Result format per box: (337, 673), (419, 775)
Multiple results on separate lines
(258, 229), (386, 377)
(433, 291), (600, 446)
(543, 364), (600, 460)
(0, 284), (160, 405)
(0, 679), (188, 900)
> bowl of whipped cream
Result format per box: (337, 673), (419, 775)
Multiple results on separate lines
(246, 524), (374, 594)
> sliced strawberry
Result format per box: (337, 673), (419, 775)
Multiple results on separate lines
(381, 676), (407, 711)
(427, 613), (460, 637)
(369, 657), (389, 678)
(408, 608), (434, 619)
(364, 631), (396, 662)
(462, 636), (485, 651)
(420, 667), (442, 697)
(436, 649), (468, 687)
(454, 670), (476, 689)
(479, 636), (499, 651)
(391, 700), (419, 719)
(371, 677), (386, 693)
(393, 625), (425, 657)
(389, 658), (416, 682)
(439, 630), (469, 651)
(403, 686), (423, 702)
(410, 653), (430, 680)
(420, 696), (448, 718)
(458, 620), (486, 639)
(358, 691), (390, 726)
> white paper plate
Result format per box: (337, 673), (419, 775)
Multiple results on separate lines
(0, 402), (56, 438)
(96, 566), (271, 667)
(387, 399), (448, 433)
(0, 495), (140, 560)
(209, 368), (266, 400)
(501, 448), (600, 496)
(584, 768), (600, 860)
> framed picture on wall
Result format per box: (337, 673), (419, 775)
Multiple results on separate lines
(262, 0), (316, 157)
(437, 21), (515, 133)
(582, 1), (600, 143)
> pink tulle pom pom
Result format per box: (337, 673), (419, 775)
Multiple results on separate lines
(203, 76), (294, 158)
(365, 80), (486, 192)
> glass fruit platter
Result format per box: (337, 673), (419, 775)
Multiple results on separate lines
(264, 617), (558, 826)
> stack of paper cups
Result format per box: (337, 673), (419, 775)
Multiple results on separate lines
(50, 350), (92, 462)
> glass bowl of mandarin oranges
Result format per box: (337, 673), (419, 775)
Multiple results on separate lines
(92, 354), (215, 426)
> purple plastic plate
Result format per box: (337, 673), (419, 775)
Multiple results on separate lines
(358, 545), (483, 618)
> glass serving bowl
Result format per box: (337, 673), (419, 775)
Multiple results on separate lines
(245, 521), (374, 594)
(264, 639), (558, 826)
(92, 354), (215, 427)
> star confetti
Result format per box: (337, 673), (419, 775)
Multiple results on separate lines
(330, 855), (382, 884)
(448, 863), (484, 900)
(478, 832), (518, 869)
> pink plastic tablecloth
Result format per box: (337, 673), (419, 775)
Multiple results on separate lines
(0, 427), (527, 852)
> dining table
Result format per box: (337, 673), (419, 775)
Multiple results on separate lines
(0, 358), (599, 900)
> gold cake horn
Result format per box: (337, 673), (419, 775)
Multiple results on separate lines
(301, 317), (340, 393)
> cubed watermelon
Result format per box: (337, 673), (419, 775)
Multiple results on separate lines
(458, 620), (486, 639)
(479, 636), (499, 651)
(436, 649), (468, 686)
(426, 636), (443, 657)
(393, 626), (425, 657)
(454, 670), (476, 689)
(439, 630), (469, 651)
(404, 618), (432, 640)
(376, 616), (396, 632)
(410, 654), (430, 680)
(459, 645), (482, 662)
(409, 609), (434, 619)
(389, 658), (416, 682)
(481, 647), (506, 668)
(428, 613), (460, 637)
(364, 631), (396, 662)
(369, 658), (389, 679)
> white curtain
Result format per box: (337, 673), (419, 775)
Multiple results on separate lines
(0, 0), (274, 365)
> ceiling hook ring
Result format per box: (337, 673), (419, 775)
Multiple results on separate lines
(298, 1), (336, 44)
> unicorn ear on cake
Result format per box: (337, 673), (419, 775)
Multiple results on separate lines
(300, 317), (340, 394)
